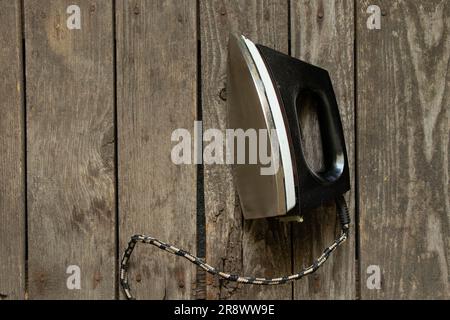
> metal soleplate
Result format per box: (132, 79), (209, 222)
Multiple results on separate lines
(227, 34), (295, 219)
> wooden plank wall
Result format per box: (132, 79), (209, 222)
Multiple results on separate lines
(25, 0), (115, 299)
(0, 0), (448, 300)
(200, 0), (292, 300)
(291, 0), (356, 299)
(0, 0), (25, 300)
(116, 0), (198, 299)
(357, 0), (449, 299)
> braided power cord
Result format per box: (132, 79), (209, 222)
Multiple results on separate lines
(120, 195), (350, 300)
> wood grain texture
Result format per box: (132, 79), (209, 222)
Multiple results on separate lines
(357, 0), (449, 299)
(116, 0), (197, 299)
(0, 0), (448, 301)
(0, 0), (25, 300)
(291, 0), (356, 299)
(25, 0), (115, 299)
(200, 0), (292, 299)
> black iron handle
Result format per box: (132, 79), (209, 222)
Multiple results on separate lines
(300, 69), (346, 185)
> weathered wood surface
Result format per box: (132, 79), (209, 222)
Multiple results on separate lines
(291, 0), (356, 299)
(200, 0), (292, 299)
(357, 0), (449, 299)
(0, 0), (25, 300)
(25, 0), (115, 299)
(1, 0), (449, 300)
(116, 0), (198, 299)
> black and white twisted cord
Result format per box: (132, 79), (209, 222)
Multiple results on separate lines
(120, 195), (350, 300)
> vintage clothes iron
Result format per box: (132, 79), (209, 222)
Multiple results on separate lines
(227, 34), (350, 219)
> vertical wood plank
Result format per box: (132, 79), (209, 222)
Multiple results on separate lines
(116, 0), (197, 299)
(358, 0), (449, 299)
(25, 0), (115, 299)
(291, 0), (356, 299)
(0, 0), (25, 300)
(200, 0), (292, 299)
